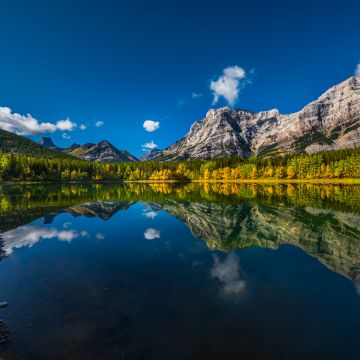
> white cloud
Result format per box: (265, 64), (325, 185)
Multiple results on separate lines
(95, 121), (104, 127)
(144, 228), (160, 240)
(192, 92), (203, 99)
(143, 120), (159, 132)
(142, 140), (158, 150)
(211, 253), (245, 295)
(62, 133), (71, 139)
(56, 118), (77, 131)
(355, 63), (360, 76)
(210, 66), (247, 106)
(0, 107), (78, 136)
(79, 124), (87, 130)
(143, 211), (158, 219)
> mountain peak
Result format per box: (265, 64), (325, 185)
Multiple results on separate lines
(98, 140), (112, 146)
(39, 137), (56, 147)
(38, 137), (63, 151)
(156, 77), (360, 160)
(66, 139), (138, 162)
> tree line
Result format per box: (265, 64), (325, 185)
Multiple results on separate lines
(0, 147), (359, 182)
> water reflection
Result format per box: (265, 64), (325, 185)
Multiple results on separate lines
(211, 253), (245, 295)
(0, 320), (10, 345)
(1, 183), (360, 359)
(1, 183), (360, 280)
(144, 228), (161, 240)
(143, 210), (158, 219)
(163, 201), (360, 280)
(3, 226), (89, 254)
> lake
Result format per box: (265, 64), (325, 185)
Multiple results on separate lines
(0, 182), (360, 359)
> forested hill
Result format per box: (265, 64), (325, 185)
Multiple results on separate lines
(0, 144), (359, 182)
(0, 129), (71, 159)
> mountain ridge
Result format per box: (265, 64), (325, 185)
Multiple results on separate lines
(38, 137), (138, 163)
(66, 140), (139, 162)
(155, 76), (360, 160)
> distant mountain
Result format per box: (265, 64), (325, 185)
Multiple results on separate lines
(38, 137), (63, 152)
(139, 148), (162, 161)
(66, 140), (138, 162)
(0, 129), (69, 159)
(66, 143), (81, 152)
(63, 142), (95, 155)
(36, 136), (138, 163)
(155, 76), (360, 160)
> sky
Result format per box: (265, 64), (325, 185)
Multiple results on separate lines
(0, 0), (359, 157)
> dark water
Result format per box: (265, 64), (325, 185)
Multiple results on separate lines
(0, 183), (360, 359)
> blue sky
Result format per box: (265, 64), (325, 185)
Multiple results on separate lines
(0, 0), (359, 157)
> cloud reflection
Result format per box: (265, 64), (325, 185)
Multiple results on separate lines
(3, 226), (87, 254)
(143, 211), (158, 219)
(144, 228), (160, 240)
(210, 253), (245, 295)
(95, 233), (106, 240)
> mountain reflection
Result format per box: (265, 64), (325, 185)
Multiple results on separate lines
(1, 183), (360, 280)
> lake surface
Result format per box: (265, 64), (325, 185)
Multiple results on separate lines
(0, 182), (360, 359)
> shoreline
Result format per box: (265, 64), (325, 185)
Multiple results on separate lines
(1, 178), (360, 185)
(191, 178), (360, 184)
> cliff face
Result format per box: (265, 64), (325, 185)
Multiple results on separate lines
(156, 76), (360, 160)
(38, 137), (63, 151)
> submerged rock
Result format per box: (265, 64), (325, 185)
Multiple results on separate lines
(0, 302), (8, 309)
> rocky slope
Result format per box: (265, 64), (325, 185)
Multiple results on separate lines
(156, 76), (360, 160)
(66, 140), (138, 162)
(139, 148), (162, 161)
(36, 136), (138, 163)
(37, 137), (138, 163)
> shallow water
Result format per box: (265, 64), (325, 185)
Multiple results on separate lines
(0, 183), (359, 359)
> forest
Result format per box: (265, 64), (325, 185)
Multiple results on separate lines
(0, 147), (360, 182)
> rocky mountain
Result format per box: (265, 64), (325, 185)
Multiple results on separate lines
(38, 137), (63, 152)
(156, 76), (360, 160)
(66, 140), (138, 162)
(139, 148), (163, 161)
(36, 137), (138, 163)
(65, 142), (81, 152)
